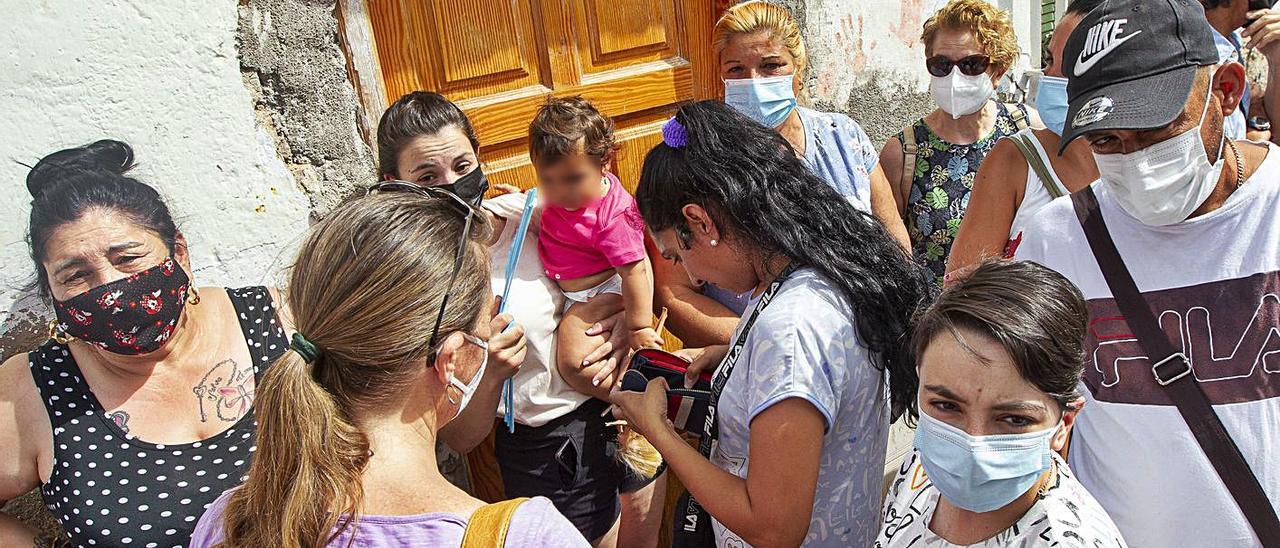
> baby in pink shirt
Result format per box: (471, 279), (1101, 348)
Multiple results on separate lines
(527, 97), (663, 396)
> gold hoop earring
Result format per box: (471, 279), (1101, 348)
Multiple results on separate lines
(446, 387), (461, 406)
(48, 320), (75, 345)
(188, 285), (201, 305)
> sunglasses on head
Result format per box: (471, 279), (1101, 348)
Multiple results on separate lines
(926, 54), (992, 78)
(365, 180), (484, 359)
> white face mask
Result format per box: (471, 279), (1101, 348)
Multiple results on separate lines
(930, 68), (994, 119)
(444, 333), (488, 422)
(1093, 86), (1223, 226)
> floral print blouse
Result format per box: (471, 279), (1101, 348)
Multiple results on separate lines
(898, 103), (1028, 286)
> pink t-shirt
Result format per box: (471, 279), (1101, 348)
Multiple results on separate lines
(538, 172), (647, 281)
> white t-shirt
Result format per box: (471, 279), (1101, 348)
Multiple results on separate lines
(484, 192), (588, 427)
(874, 450), (1127, 548)
(1014, 143), (1280, 547)
(710, 268), (889, 547)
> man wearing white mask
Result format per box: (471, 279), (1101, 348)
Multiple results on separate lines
(1015, 0), (1280, 545)
(880, 0), (1042, 287)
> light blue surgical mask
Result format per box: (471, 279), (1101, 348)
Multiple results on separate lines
(914, 406), (1059, 513)
(1035, 75), (1069, 136)
(724, 75), (797, 129)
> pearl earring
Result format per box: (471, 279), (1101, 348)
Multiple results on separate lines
(710, 239), (718, 247)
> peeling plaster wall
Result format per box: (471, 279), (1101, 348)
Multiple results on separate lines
(0, 0), (321, 531)
(238, 0), (376, 216)
(0, 1), (313, 361)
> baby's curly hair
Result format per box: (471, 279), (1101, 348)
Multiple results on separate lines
(528, 96), (618, 167)
(921, 0), (1020, 75)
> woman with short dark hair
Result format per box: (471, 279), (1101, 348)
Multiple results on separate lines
(610, 100), (929, 547)
(0, 140), (291, 547)
(875, 259), (1126, 547)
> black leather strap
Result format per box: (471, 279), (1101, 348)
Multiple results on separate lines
(1072, 187), (1280, 545)
(673, 263), (799, 547)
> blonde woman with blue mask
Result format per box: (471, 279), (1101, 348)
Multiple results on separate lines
(714, 1), (908, 248)
(876, 260), (1126, 547)
(650, 0), (910, 350)
(946, 0), (1102, 280)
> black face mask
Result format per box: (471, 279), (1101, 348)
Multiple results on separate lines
(437, 166), (489, 209)
(52, 257), (190, 355)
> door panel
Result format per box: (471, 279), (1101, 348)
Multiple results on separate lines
(367, 0), (717, 193)
(577, 0), (678, 71)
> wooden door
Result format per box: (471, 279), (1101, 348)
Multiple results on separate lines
(367, 0), (719, 194)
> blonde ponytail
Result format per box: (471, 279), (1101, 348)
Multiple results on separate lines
(214, 191), (492, 547)
(217, 352), (371, 547)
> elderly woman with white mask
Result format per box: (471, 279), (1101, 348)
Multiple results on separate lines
(879, 0), (1042, 288)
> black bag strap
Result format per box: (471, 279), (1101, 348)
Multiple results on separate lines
(1071, 187), (1280, 545)
(672, 262), (800, 547)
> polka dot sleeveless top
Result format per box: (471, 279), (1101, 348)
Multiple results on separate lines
(27, 287), (286, 548)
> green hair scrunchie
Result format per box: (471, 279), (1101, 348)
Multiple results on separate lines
(290, 332), (322, 363)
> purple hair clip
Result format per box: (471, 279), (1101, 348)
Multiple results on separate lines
(662, 117), (688, 148)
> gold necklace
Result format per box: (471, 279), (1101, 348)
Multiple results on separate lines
(1228, 138), (1246, 189)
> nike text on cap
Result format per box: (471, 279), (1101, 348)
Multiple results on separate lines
(1058, 0), (1218, 153)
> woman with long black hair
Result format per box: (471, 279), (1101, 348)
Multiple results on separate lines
(610, 100), (930, 547)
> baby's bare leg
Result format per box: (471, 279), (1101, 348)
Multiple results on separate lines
(556, 293), (625, 400)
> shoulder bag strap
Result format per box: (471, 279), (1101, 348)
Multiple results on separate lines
(1071, 188), (1280, 545)
(898, 126), (919, 221)
(461, 498), (530, 548)
(673, 263), (800, 548)
(1009, 134), (1065, 199)
(1008, 103), (1029, 131)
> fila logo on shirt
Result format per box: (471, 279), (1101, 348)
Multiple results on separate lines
(1082, 272), (1280, 406)
(1074, 19), (1142, 77)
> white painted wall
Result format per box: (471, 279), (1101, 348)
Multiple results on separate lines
(799, 0), (1043, 107)
(0, 0), (311, 344)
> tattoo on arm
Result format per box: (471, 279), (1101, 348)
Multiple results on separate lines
(192, 359), (256, 423)
(107, 410), (130, 434)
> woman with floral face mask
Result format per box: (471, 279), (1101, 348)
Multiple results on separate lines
(880, 0), (1044, 288)
(0, 140), (294, 547)
(875, 259), (1126, 547)
(650, 0), (911, 349)
(946, 0), (1103, 279)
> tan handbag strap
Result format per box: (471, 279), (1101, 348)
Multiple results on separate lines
(1009, 134), (1065, 199)
(898, 125), (919, 220)
(461, 498), (530, 548)
(1008, 104), (1029, 131)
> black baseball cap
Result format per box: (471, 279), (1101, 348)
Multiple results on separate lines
(1059, 0), (1218, 153)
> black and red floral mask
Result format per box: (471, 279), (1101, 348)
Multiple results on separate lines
(52, 257), (190, 355)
